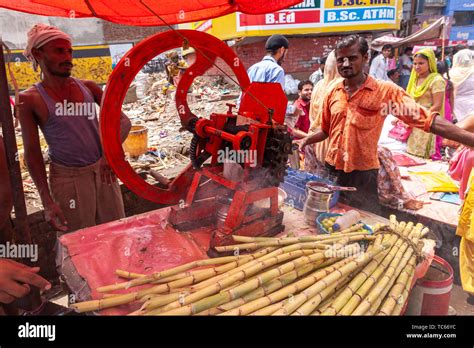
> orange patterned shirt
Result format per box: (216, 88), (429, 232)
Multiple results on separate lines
(320, 75), (436, 173)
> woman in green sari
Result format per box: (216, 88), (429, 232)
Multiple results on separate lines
(406, 48), (446, 158)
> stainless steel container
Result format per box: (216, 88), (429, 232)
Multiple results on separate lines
(303, 181), (334, 226)
(216, 196), (232, 228)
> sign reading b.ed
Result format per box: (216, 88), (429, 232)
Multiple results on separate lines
(181, 0), (401, 40)
(237, 0), (321, 31)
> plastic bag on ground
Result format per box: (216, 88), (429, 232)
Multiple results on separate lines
(284, 74), (300, 95)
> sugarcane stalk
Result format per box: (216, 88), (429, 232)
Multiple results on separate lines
(116, 270), (145, 279)
(193, 307), (223, 316)
(147, 249), (326, 315)
(214, 239), (334, 252)
(318, 234), (376, 246)
(218, 253), (358, 316)
(106, 246), (278, 296)
(71, 292), (144, 313)
(190, 245), (319, 292)
(215, 229), (370, 252)
(252, 265), (355, 317)
(272, 244), (387, 316)
(351, 225), (418, 316)
(101, 293), (124, 298)
(250, 298), (290, 315)
(190, 240), (348, 293)
(146, 250), (318, 314)
(367, 232), (420, 316)
(293, 269), (356, 316)
(322, 233), (396, 315)
(72, 249), (272, 313)
(377, 256), (416, 315)
(233, 225), (368, 243)
(217, 262), (321, 311)
(366, 254), (416, 315)
(391, 266), (416, 315)
(311, 282), (349, 315)
(232, 235), (277, 243)
(389, 215), (398, 230)
(97, 253), (266, 293)
(116, 267), (219, 285)
(420, 227), (430, 237)
(155, 250), (326, 315)
(140, 290), (191, 312)
(338, 221), (417, 315)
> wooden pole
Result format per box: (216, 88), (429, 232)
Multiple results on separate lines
(0, 42), (32, 245)
(0, 41), (44, 314)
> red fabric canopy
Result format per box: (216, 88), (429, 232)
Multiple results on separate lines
(0, 0), (303, 26)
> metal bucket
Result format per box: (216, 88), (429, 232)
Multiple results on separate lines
(303, 181), (334, 226)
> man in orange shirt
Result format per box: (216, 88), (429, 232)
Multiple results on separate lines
(297, 35), (474, 213)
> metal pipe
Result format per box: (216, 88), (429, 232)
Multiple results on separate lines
(203, 126), (235, 143)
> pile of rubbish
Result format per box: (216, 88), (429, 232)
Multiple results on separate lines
(122, 72), (241, 179)
(15, 71), (241, 213)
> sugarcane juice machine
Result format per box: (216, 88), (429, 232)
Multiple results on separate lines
(100, 30), (293, 255)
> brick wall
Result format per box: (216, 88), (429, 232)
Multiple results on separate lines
(205, 34), (373, 81)
(102, 21), (170, 43)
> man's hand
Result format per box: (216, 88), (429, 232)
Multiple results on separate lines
(100, 157), (117, 185)
(44, 201), (68, 232)
(0, 259), (51, 304)
(293, 137), (307, 150)
(404, 199), (428, 211)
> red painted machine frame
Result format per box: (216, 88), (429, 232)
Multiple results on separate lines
(100, 30), (288, 250)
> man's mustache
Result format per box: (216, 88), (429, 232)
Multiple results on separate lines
(60, 62), (73, 67)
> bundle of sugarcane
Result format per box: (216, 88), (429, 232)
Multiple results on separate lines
(318, 215), (430, 316)
(69, 216), (431, 316)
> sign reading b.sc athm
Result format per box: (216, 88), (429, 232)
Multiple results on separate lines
(182, 0), (402, 40)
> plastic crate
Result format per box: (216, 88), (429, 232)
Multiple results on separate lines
(279, 168), (340, 211)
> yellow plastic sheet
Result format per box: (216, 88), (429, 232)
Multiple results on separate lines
(409, 171), (459, 192)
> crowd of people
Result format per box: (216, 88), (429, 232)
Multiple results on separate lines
(1, 27), (473, 311)
(245, 34), (474, 302)
(281, 40), (474, 201)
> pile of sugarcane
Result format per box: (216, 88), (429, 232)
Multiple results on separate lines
(70, 215), (431, 315)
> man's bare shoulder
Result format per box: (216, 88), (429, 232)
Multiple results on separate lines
(19, 86), (47, 124)
(81, 79), (102, 91)
(19, 86), (42, 111)
(80, 80), (103, 100)
(20, 85), (39, 100)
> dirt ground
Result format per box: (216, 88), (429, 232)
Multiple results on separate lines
(12, 73), (240, 215)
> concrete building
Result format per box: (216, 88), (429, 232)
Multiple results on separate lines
(0, 8), (166, 48)
(446, 0), (474, 45)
